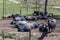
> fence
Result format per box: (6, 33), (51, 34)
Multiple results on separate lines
(0, 29), (60, 40)
(0, 29), (40, 40)
(0, 0), (60, 18)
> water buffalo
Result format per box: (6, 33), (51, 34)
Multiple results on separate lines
(33, 11), (39, 16)
(14, 21), (39, 32)
(13, 15), (26, 21)
(39, 23), (49, 32)
(10, 16), (22, 25)
(48, 18), (56, 32)
(16, 21), (31, 32)
(10, 15), (26, 25)
(33, 11), (46, 19)
(34, 12), (53, 19)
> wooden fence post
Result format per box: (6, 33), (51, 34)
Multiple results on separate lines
(2, 31), (4, 40)
(29, 30), (31, 40)
(20, 9), (21, 15)
(3, 0), (4, 18)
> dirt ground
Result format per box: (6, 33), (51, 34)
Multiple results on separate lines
(0, 19), (60, 32)
(0, 19), (60, 40)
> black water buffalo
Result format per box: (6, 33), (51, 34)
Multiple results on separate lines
(16, 21), (31, 32)
(33, 11), (48, 19)
(12, 14), (26, 21)
(10, 14), (26, 25)
(33, 11), (53, 19)
(33, 11), (46, 19)
(10, 17), (25, 25)
(7, 14), (21, 18)
(39, 12), (48, 19)
(14, 21), (39, 32)
(39, 23), (49, 32)
(25, 11), (42, 20)
(33, 11), (40, 16)
(48, 18), (56, 32)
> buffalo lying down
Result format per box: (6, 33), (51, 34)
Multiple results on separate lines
(10, 15), (26, 25)
(33, 11), (53, 19)
(16, 21), (39, 32)
(12, 14), (26, 21)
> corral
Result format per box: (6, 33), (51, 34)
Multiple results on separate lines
(0, 0), (60, 40)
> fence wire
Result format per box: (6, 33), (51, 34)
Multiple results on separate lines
(0, 0), (60, 18)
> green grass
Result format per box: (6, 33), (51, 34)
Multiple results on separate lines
(0, 0), (60, 18)
(0, 33), (16, 40)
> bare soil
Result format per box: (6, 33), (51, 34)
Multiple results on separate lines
(0, 19), (60, 40)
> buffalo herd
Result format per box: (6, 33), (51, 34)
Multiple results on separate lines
(8, 11), (53, 20)
(10, 11), (56, 33)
